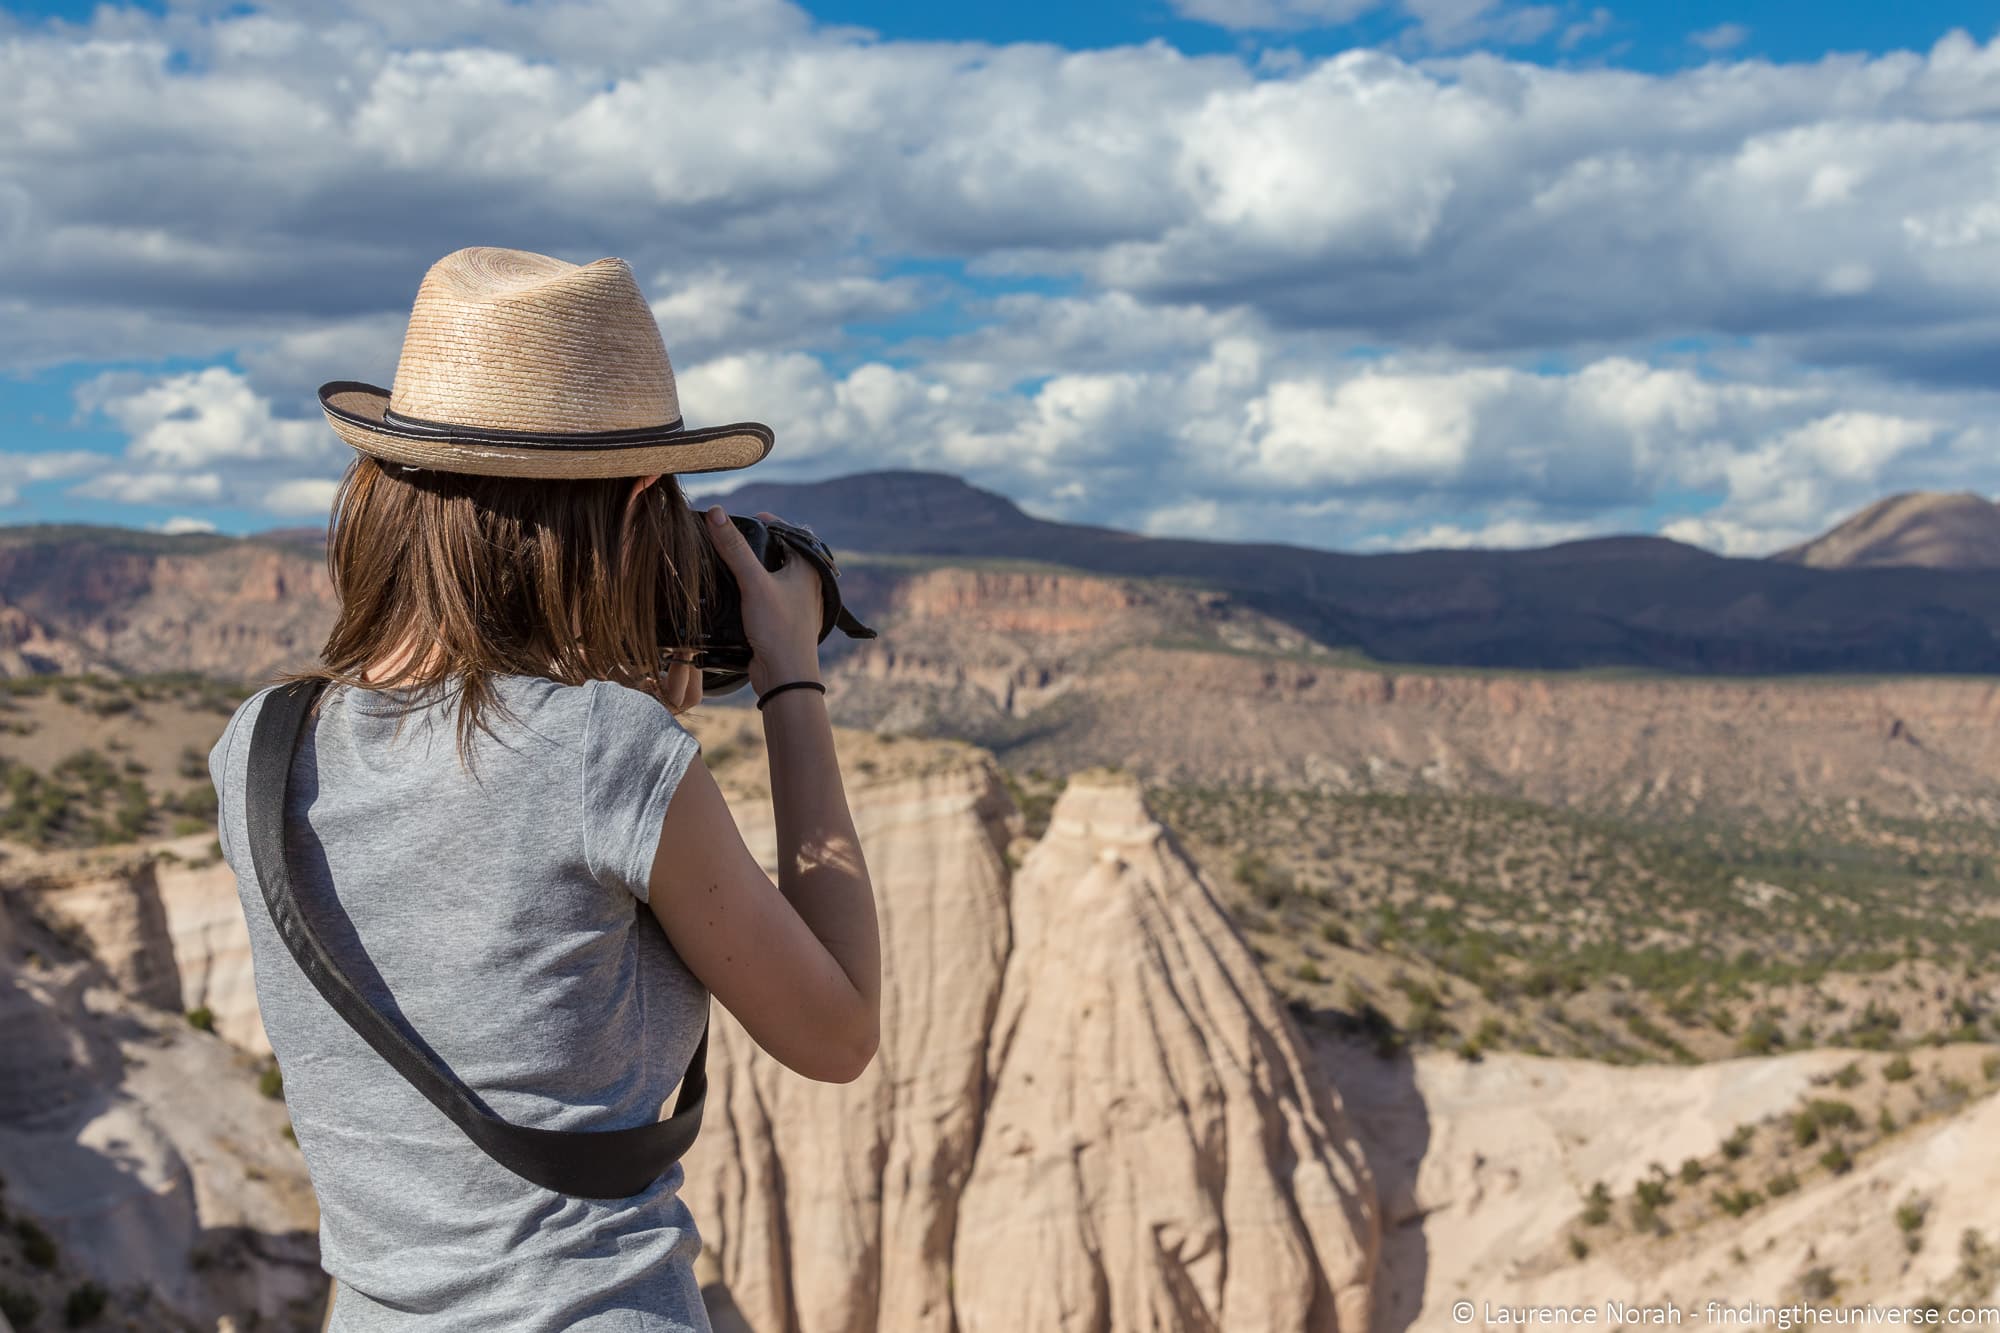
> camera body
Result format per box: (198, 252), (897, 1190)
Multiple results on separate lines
(685, 513), (878, 694)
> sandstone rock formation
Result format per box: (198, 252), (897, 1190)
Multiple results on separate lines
(1317, 1038), (2000, 1328)
(0, 531), (333, 681)
(7, 835), (268, 1054)
(677, 738), (1379, 1333)
(0, 862), (322, 1330)
(953, 772), (1377, 1333)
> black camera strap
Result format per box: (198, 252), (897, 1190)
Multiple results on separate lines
(244, 677), (709, 1199)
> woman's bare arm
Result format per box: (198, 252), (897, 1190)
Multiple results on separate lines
(645, 506), (879, 1081)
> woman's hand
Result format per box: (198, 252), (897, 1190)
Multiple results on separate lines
(703, 505), (825, 696)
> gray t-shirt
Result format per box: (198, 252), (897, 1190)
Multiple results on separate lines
(209, 674), (713, 1332)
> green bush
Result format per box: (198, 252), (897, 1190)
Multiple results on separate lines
(258, 1065), (284, 1099)
(1581, 1181), (1612, 1226)
(1819, 1143), (1854, 1175)
(185, 1007), (216, 1033)
(1884, 1054), (1915, 1082)
(1767, 1170), (1800, 1197)
(1678, 1158), (1706, 1186)
(1721, 1124), (1755, 1160)
(1831, 1061), (1863, 1089)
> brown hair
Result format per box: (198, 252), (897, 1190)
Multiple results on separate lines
(283, 454), (713, 766)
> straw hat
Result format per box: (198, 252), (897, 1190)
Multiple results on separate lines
(319, 247), (773, 478)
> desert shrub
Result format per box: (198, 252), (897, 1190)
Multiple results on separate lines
(18, 1216), (58, 1268)
(1831, 1061), (1863, 1089)
(1293, 961), (1325, 984)
(1737, 1009), (1787, 1056)
(1713, 1187), (1762, 1218)
(64, 1280), (108, 1326)
(1767, 1170), (1800, 1197)
(1634, 1178), (1671, 1209)
(1884, 1054), (1915, 1082)
(1628, 1197), (1666, 1235)
(1568, 1235), (1589, 1260)
(1319, 920), (1351, 947)
(1819, 1143), (1854, 1175)
(1678, 1158), (1705, 1186)
(186, 1007), (216, 1033)
(0, 1285), (40, 1327)
(1800, 1265), (1838, 1302)
(258, 1066), (284, 1099)
(1984, 1053), (2000, 1083)
(1844, 1001), (1902, 1050)
(1721, 1124), (1755, 1160)
(1581, 1181), (1612, 1226)
(1803, 1099), (1861, 1132)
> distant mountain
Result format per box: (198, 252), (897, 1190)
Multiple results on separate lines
(1773, 491), (2000, 571)
(718, 471), (2000, 675)
(11, 470), (2000, 680)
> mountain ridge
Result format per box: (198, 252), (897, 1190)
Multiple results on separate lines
(1774, 490), (2000, 571)
(11, 471), (2000, 678)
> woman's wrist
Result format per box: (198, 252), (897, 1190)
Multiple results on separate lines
(749, 653), (822, 699)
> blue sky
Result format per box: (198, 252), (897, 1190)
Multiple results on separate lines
(4, 0), (2000, 553)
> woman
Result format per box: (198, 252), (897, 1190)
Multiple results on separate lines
(208, 247), (880, 1331)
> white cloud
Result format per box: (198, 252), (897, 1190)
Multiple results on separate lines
(73, 469), (228, 506)
(1367, 513), (1608, 550)
(7, 4), (2000, 551)
(157, 515), (217, 534)
(61, 366), (347, 517)
(263, 478), (342, 516)
(1169, 0), (1559, 48)
(0, 448), (103, 506)
(1170, 0), (1381, 30)
(76, 366), (332, 468)
(0, 8), (1996, 381)
(1691, 23), (1750, 53)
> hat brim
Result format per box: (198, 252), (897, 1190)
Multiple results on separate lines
(321, 383), (774, 479)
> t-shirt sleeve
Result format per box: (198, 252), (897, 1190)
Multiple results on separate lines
(207, 693), (254, 872)
(580, 679), (704, 903)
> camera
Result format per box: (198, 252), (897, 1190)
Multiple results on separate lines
(681, 513), (878, 694)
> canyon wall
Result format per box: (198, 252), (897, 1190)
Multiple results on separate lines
(0, 864), (323, 1330)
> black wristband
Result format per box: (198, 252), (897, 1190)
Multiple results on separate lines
(756, 679), (827, 711)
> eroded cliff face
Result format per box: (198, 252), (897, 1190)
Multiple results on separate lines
(0, 540), (334, 681)
(953, 773), (1378, 1333)
(675, 734), (1379, 1333)
(7, 835), (268, 1054)
(842, 624), (2000, 818)
(0, 863), (322, 1330)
